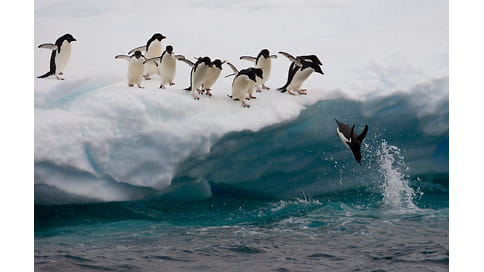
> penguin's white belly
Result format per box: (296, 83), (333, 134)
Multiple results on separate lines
(146, 41), (163, 58)
(192, 65), (209, 91)
(232, 75), (251, 100)
(287, 68), (313, 90)
(160, 56), (176, 85)
(337, 127), (351, 151)
(248, 80), (257, 95)
(55, 42), (72, 75)
(128, 59), (145, 85)
(145, 41), (163, 76)
(203, 68), (222, 89)
(256, 58), (271, 84)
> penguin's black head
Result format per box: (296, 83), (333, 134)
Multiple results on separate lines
(133, 50), (143, 59)
(201, 56), (211, 66)
(312, 63), (324, 75)
(166, 45), (173, 54)
(252, 68), (263, 79)
(247, 71), (257, 82)
(260, 49), (270, 58)
(152, 33), (166, 41)
(212, 59), (223, 69)
(60, 34), (76, 43)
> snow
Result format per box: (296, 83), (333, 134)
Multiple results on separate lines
(34, 0), (448, 202)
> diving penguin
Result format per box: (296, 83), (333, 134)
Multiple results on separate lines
(128, 33), (166, 80)
(37, 34), (77, 80)
(335, 119), (368, 165)
(278, 51), (324, 95)
(115, 50), (149, 88)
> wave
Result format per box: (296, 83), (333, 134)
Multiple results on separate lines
(34, 77), (448, 205)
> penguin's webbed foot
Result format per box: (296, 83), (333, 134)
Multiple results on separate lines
(297, 89), (307, 95)
(245, 97), (251, 100)
(242, 102), (250, 108)
(143, 75), (151, 80)
(159, 84), (166, 89)
(288, 90), (296, 95)
(137, 85), (144, 89)
(205, 90), (213, 97)
(197, 89), (204, 95)
(129, 84), (134, 87)
(169, 82), (175, 86)
(56, 76), (65, 80)
(262, 84), (270, 90)
(59, 72), (64, 75)
(249, 95), (257, 99)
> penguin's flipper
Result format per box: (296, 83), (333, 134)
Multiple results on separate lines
(174, 55), (186, 60)
(270, 55), (278, 59)
(279, 51), (302, 66)
(128, 46), (147, 55)
(225, 62), (239, 74)
(143, 57), (159, 66)
(38, 43), (58, 50)
(357, 125), (369, 142)
(115, 55), (131, 61)
(240, 56), (257, 62)
(225, 73), (236, 78)
(178, 58), (194, 66)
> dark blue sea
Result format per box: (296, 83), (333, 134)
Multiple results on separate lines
(35, 92), (449, 271)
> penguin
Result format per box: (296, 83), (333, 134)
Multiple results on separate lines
(201, 59), (225, 96)
(115, 50), (150, 88)
(335, 119), (368, 165)
(225, 62), (258, 108)
(128, 33), (166, 80)
(180, 57), (212, 100)
(144, 45), (185, 89)
(240, 49), (277, 92)
(278, 51), (324, 95)
(245, 67), (264, 99)
(37, 34), (77, 80)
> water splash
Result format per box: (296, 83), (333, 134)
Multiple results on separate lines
(377, 140), (418, 210)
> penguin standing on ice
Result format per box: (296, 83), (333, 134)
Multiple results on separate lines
(335, 119), (368, 165)
(225, 62), (259, 108)
(37, 34), (77, 80)
(245, 67), (264, 99)
(240, 49), (277, 92)
(129, 33), (166, 80)
(201, 59), (225, 96)
(143, 45), (185, 89)
(180, 57), (212, 100)
(278, 51), (324, 95)
(115, 51), (150, 88)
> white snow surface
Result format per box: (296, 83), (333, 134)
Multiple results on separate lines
(35, 0), (448, 202)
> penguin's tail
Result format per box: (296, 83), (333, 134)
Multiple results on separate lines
(184, 86), (191, 91)
(37, 71), (54, 79)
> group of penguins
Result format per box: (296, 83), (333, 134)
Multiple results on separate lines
(37, 33), (368, 164)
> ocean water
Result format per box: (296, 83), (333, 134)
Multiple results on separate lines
(35, 93), (449, 271)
